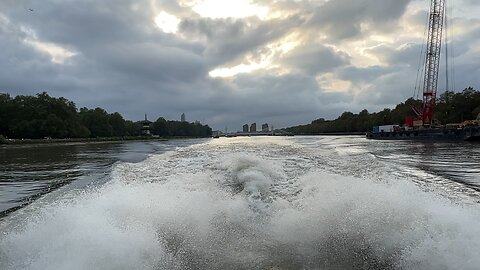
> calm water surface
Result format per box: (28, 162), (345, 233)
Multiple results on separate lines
(0, 136), (479, 269)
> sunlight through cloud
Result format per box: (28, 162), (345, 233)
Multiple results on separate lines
(209, 63), (266, 78)
(316, 73), (352, 93)
(192, 0), (268, 19)
(209, 64), (259, 78)
(25, 40), (76, 64)
(155, 11), (180, 33)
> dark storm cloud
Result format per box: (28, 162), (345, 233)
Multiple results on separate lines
(308, 0), (411, 40)
(179, 15), (302, 66)
(337, 66), (396, 84)
(97, 43), (207, 83)
(0, 13), (81, 95)
(1, 0), (208, 112)
(281, 45), (350, 75)
(6, 0), (148, 46)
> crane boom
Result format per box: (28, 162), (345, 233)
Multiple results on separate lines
(421, 0), (445, 126)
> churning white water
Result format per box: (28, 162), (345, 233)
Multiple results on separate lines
(1, 136), (480, 269)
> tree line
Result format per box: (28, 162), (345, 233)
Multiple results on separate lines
(0, 92), (212, 140)
(286, 87), (480, 134)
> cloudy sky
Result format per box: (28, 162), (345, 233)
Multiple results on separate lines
(1, 0), (479, 130)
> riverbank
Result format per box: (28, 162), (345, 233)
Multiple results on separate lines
(292, 132), (366, 136)
(0, 136), (171, 147)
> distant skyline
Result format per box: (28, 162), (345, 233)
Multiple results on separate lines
(1, 0), (479, 130)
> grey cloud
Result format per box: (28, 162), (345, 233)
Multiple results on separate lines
(197, 73), (351, 129)
(0, 15), (79, 95)
(6, 1), (146, 46)
(180, 15), (303, 65)
(365, 43), (422, 67)
(337, 66), (396, 84)
(281, 45), (350, 75)
(214, 71), (363, 129)
(96, 43), (207, 83)
(308, 0), (411, 40)
(354, 69), (418, 106)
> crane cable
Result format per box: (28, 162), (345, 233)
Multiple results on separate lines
(449, 0), (456, 93)
(413, 1), (431, 100)
(444, 0), (456, 95)
(445, 0), (449, 93)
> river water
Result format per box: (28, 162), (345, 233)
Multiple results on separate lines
(0, 136), (479, 269)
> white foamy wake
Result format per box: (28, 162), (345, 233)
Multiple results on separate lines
(1, 138), (479, 269)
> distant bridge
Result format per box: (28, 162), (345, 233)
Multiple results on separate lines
(220, 130), (294, 137)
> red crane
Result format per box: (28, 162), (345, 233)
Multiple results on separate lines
(417, 0), (446, 126)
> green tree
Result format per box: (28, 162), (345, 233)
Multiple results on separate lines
(79, 107), (113, 137)
(125, 120), (142, 136)
(2, 92), (88, 139)
(109, 112), (127, 137)
(152, 117), (170, 136)
(0, 93), (13, 137)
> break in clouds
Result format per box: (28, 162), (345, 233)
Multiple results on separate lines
(1, 0), (479, 130)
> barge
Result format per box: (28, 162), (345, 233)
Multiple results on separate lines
(366, 125), (480, 141)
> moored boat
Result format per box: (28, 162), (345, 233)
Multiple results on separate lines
(366, 125), (480, 141)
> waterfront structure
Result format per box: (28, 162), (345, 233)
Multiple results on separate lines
(250, 123), (257, 133)
(212, 130), (222, 137)
(262, 123), (269, 132)
(181, 113), (186, 122)
(243, 124), (249, 133)
(141, 114), (152, 135)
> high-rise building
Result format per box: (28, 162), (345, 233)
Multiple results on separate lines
(181, 113), (186, 122)
(250, 123), (257, 133)
(243, 124), (249, 133)
(262, 123), (269, 132)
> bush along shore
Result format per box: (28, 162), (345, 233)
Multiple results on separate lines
(0, 92), (212, 144)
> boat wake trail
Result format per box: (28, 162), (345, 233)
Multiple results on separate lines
(1, 137), (479, 270)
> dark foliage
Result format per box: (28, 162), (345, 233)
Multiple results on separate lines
(1, 92), (88, 139)
(152, 117), (212, 137)
(0, 92), (212, 139)
(287, 87), (480, 134)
